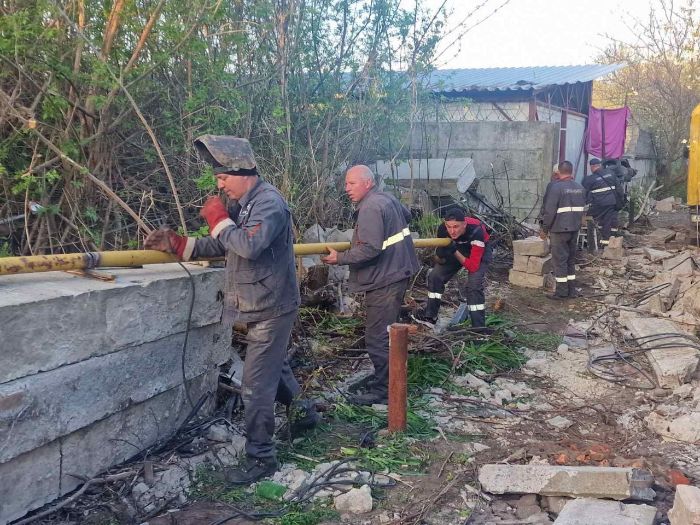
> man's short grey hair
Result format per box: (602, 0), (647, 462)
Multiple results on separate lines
(348, 164), (375, 182)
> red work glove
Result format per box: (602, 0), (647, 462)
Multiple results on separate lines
(201, 196), (233, 238)
(145, 229), (189, 259)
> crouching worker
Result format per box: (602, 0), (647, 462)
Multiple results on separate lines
(144, 135), (319, 484)
(540, 160), (586, 299)
(416, 207), (492, 329)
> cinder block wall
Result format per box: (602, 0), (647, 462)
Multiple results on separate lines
(0, 264), (230, 524)
(410, 121), (559, 220)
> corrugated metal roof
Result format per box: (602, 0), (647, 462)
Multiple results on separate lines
(427, 64), (625, 93)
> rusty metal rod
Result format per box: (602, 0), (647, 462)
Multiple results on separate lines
(0, 238), (451, 277)
(388, 323), (417, 433)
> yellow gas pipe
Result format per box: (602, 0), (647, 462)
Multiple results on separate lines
(0, 238), (451, 277)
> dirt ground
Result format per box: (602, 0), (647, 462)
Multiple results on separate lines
(23, 209), (700, 525)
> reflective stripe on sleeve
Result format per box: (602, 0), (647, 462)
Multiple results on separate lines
(556, 206), (585, 213)
(471, 240), (485, 247)
(427, 292), (442, 299)
(567, 275), (576, 280)
(382, 227), (411, 250)
(590, 187), (612, 193)
(555, 276), (569, 283)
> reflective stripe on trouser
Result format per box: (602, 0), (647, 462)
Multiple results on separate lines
(426, 256), (489, 327)
(589, 204), (618, 246)
(550, 231), (578, 294)
(365, 278), (409, 391)
(556, 206), (585, 213)
(242, 309), (301, 459)
(382, 227), (411, 250)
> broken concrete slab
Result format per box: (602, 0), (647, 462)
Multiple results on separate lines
(645, 411), (700, 444)
(513, 254), (530, 272)
(644, 247), (674, 262)
(509, 269), (545, 289)
(623, 317), (700, 388)
(334, 484), (373, 514)
(650, 228), (677, 243)
(656, 197), (675, 212)
(663, 252), (696, 276)
(478, 464), (655, 501)
(0, 265), (225, 384)
(513, 237), (550, 257)
(547, 416), (574, 430)
(527, 255), (553, 276)
(668, 484), (700, 525)
(553, 498), (656, 525)
(0, 323), (229, 464)
(603, 245), (625, 260)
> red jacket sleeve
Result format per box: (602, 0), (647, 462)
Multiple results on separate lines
(462, 228), (486, 272)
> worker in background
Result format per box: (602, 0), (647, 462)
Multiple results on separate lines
(582, 158), (621, 247)
(144, 136), (319, 485)
(540, 160), (586, 299)
(416, 207), (492, 330)
(322, 165), (419, 405)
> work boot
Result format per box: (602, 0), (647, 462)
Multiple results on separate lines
(549, 281), (569, 300)
(225, 456), (278, 485)
(468, 309), (486, 330)
(349, 385), (388, 406)
(348, 374), (380, 393)
(289, 401), (321, 438)
(568, 280), (580, 298)
(413, 309), (437, 324)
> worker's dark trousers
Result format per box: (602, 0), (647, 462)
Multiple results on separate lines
(589, 205), (618, 246)
(241, 309), (301, 460)
(550, 231), (578, 296)
(424, 250), (491, 328)
(365, 278), (409, 391)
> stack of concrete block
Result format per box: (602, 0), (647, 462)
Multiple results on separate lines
(0, 264), (231, 524)
(510, 237), (554, 290)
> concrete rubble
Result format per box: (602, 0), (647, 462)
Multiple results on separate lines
(478, 464), (656, 501)
(334, 484), (373, 514)
(668, 484), (700, 525)
(510, 237), (555, 290)
(553, 498), (657, 525)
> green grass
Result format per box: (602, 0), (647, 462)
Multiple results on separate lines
(272, 503), (338, 525)
(299, 307), (364, 337)
(407, 356), (452, 391)
(411, 214), (442, 238)
(453, 339), (525, 374)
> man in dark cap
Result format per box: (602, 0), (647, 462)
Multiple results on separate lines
(583, 158), (622, 248)
(144, 135), (319, 485)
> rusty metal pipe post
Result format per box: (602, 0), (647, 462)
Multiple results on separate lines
(388, 323), (413, 433)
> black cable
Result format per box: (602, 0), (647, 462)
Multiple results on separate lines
(178, 261), (197, 409)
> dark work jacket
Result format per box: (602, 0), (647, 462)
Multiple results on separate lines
(541, 178), (586, 234)
(582, 168), (620, 207)
(188, 179), (300, 323)
(435, 218), (492, 272)
(337, 188), (419, 292)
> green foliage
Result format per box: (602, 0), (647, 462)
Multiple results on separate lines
(453, 340), (525, 374)
(194, 165), (217, 191)
(0, 242), (12, 258)
(407, 356), (451, 390)
(256, 481), (287, 501)
(275, 504), (338, 525)
(412, 213), (442, 238)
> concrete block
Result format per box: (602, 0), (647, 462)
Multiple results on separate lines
(624, 317), (700, 387)
(644, 248), (673, 262)
(527, 255), (552, 275)
(603, 246), (624, 260)
(663, 252), (695, 276)
(608, 236), (623, 249)
(0, 441), (61, 525)
(554, 498), (656, 525)
(60, 370), (217, 494)
(513, 237), (549, 256)
(0, 265), (225, 383)
(513, 254), (530, 272)
(649, 228), (677, 242)
(668, 484), (700, 525)
(646, 411), (700, 444)
(509, 269), (545, 289)
(0, 323), (229, 464)
(656, 197), (675, 212)
(478, 464), (655, 501)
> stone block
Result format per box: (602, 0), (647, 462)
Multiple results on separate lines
(655, 197), (675, 212)
(541, 496), (571, 514)
(527, 255), (552, 275)
(513, 237), (549, 256)
(0, 323), (229, 464)
(608, 236), (623, 249)
(509, 269), (545, 289)
(0, 265), (225, 383)
(649, 228), (677, 242)
(603, 246), (625, 260)
(668, 484), (700, 525)
(0, 441), (61, 525)
(60, 370), (217, 494)
(513, 254), (530, 272)
(644, 248), (673, 262)
(623, 317), (700, 388)
(646, 411), (700, 444)
(553, 498), (656, 525)
(663, 252), (695, 276)
(478, 464), (655, 501)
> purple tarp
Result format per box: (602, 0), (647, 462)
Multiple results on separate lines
(586, 106), (630, 159)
